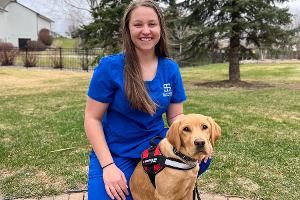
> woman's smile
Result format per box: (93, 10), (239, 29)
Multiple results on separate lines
(129, 6), (161, 53)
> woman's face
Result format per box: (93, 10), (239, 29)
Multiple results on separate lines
(129, 6), (161, 54)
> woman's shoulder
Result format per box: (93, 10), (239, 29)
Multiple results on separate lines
(93, 53), (124, 78)
(159, 57), (180, 74)
(99, 53), (125, 65)
(159, 57), (179, 68)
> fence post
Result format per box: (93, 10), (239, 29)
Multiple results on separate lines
(81, 50), (85, 71)
(59, 47), (62, 69)
(25, 47), (28, 68)
(85, 49), (89, 72)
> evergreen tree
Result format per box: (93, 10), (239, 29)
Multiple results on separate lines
(77, 0), (131, 53)
(181, 0), (295, 82)
(164, 0), (189, 62)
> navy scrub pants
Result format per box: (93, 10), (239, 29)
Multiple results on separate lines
(87, 150), (212, 200)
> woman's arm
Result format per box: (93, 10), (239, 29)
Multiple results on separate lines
(166, 102), (184, 126)
(84, 97), (113, 167)
(84, 97), (128, 200)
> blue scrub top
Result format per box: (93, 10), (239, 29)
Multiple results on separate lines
(87, 53), (186, 159)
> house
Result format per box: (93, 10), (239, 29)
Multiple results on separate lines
(0, 0), (54, 48)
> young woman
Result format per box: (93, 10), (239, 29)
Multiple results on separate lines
(84, 1), (211, 199)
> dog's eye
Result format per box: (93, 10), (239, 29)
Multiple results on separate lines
(202, 124), (208, 130)
(183, 127), (190, 132)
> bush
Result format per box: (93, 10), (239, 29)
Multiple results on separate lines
(0, 42), (18, 66)
(52, 57), (64, 69)
(38, 28), (53, 46)
(26, 40), (47, 51)
(23, 53), (37, 67)
(52, 48), (64, 69)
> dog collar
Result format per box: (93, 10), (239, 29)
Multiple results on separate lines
(173, 147), (197, 162)
(142, 145), (196, 171)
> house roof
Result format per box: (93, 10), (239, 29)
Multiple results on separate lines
(0, 0), (15, 11)
(36, 13), (54, 23)
(0, 0), (14, 11)
(0, 0), (54, 22)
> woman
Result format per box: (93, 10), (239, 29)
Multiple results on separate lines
(84, 1), (211, 199)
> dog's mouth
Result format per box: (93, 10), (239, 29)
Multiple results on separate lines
(195, 148), (207, 156)
(196, 148), (206, 153)
(194, 145), (212, 158)
(193, 139), (213, 156)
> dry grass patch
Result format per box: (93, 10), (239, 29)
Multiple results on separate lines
(0, 67), (91, 96)
(236, 178), (260, 192)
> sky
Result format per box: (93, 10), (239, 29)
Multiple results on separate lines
(18, 0), (92, 36)
(17, 0), (300, 37)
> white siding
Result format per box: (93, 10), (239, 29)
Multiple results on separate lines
(6, 3), (37, 47)
(0, 2), (52, 47)
(0, 11), (8, 43)
(0, 13), (3, 41)
(37, 16), (51, 32)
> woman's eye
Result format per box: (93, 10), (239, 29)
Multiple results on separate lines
(202, 125), (208, 130)
(183, 127), (190, 132)
(134, 24), (142, 27)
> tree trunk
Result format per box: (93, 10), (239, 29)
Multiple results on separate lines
(228, 36), (240, 82)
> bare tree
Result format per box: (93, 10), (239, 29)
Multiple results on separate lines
(291, 15), (300, 59)
(59, 0), (101, 11)
(65, 6), (90, 37)
(88, 0), (101, 8)
(46, 0), (92, 37)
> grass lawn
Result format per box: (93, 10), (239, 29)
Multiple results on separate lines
(0, 62), (299, 199)
(52, 38), (78, 49)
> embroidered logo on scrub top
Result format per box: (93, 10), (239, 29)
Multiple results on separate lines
(163, 83), (172, 97)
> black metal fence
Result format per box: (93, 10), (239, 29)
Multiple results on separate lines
(0, 47), (103, 71)
(1, 47), (299, 71)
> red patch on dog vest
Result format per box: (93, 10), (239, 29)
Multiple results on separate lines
(142, 145), (165, 174)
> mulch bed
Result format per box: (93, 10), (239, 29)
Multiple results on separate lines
(195, 80), (273, 89)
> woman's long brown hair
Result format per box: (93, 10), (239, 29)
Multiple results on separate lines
(122, 0), (169, 115)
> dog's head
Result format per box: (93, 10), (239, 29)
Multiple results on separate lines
(166, 114), (221, 160)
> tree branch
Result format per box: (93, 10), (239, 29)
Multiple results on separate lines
(63, 0), (91, 12)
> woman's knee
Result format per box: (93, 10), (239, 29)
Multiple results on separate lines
(88, 176), (112, 200)
(88, 175), (135, 200)
(87, 153), (138, 200)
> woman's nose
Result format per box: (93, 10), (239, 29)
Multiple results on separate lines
(142, 25), (151, 34)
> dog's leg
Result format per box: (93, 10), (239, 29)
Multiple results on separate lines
(130, 162), (157, 200)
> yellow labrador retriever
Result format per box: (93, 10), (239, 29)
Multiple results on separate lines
(130, 114), (221, 200)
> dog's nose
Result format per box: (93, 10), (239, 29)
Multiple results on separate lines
(194, 139), (205, 148)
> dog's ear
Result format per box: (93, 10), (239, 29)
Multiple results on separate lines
(166, 119), (182, 150)
(207, 117), (221, 146)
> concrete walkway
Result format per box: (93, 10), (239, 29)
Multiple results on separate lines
(10, 192), (252, 200)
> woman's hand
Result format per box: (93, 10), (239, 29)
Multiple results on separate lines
(103, 164), (129, 200)
(203, 155), (211, 163)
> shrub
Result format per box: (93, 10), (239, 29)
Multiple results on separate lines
(26, 40), (47, 51)
(81, 58), (88, 71)
(38, 28), (53, 46)
(23, 53), (37, 67)
(0, 42), (18, 66)
(52, 48), (64, 69)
